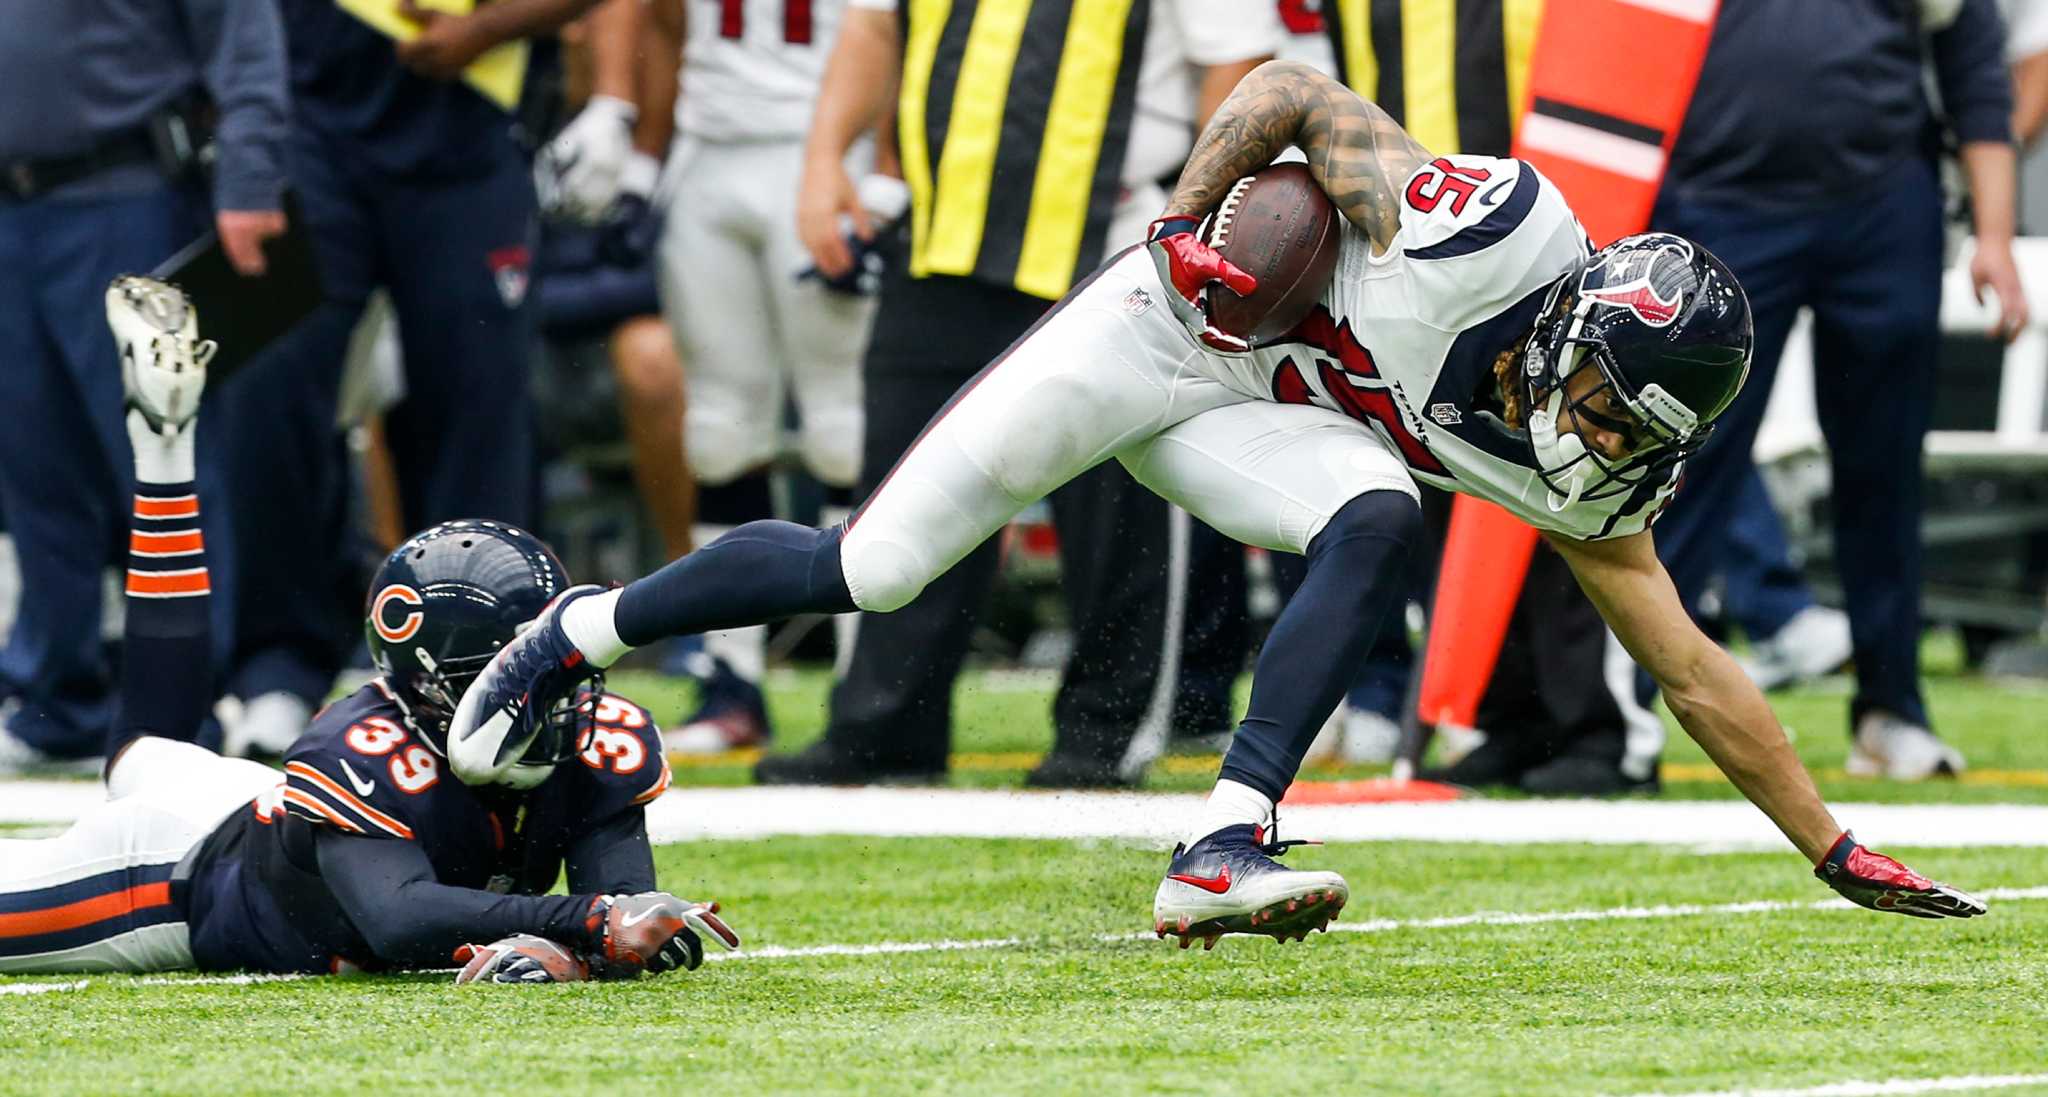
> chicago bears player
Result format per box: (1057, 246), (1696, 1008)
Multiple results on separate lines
(449, 60), (1986, 947)
(0, 279), (736, 979)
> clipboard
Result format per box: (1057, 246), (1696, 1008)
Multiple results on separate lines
(152, 192), (324, 390)
(334, 0), (531, 111)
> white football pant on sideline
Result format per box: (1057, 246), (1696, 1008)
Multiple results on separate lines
(657, 136), (872, 487)
(839, 247), (1419, 613)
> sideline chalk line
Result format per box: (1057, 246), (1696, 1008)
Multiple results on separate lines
(7, 885), (2045, 995)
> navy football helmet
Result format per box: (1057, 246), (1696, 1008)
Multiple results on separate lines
(1519, 233), (1753, 509)
(365, 520), (601, 787)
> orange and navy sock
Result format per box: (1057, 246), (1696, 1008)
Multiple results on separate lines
(108, 481), (212, 759)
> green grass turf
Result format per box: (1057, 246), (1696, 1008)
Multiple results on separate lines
(5, 839), (2046, 1096)
(607, 654), (2048, 804)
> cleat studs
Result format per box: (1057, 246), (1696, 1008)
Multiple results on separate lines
(1178, 915), (1191, 932)
(1203, 934), (1219, 951)
(1179, 935), (1193, 950)
(1287, 900), (1298, 912)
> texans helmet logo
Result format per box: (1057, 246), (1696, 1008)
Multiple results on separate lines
(1585, 279), (1682, 327)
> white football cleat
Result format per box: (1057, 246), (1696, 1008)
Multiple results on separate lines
(1340, 707), (1401, 765)
(106, 275), (215, 437)
(1846, 710), (1964, 781)
(1153, 822), (1349, 948)
(220, 691), (312, 761)
(1737, 605), (1852, 691)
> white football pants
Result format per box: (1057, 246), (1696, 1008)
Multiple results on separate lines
(839, 247), (1419, 613)
(0, 738), (281, 973)
(657, 136), (873, 487)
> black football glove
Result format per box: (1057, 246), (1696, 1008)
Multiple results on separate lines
(580, 891), (741, 978)
(1814, 831), (1986, 919)
(797, 223), (894, 297)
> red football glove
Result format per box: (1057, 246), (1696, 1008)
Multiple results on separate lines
(581, 892), (741, 978)
(452, 934), (590, 985)
(1145, 216), (1259, 353)
(1814, 831), (1986, 919)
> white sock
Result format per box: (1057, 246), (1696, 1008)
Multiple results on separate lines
(127, 410), (195, 484)
(1189, 779), (1275, 846)
(560, 588), (632, 669)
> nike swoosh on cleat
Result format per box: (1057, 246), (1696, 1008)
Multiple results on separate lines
(1168, 866), (1231, 894)
(338, 759), (377, 798)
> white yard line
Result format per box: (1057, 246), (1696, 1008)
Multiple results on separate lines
(0, 979), (86, 996)
(11, 886), (2043, 995)
(1608, 1073), (2048, 1097)
(9, 783), (2047, 851)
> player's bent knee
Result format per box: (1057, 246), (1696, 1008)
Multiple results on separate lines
(686, 417), (778, 485)
(839, 534), (930, 612)
(1308, 489), (1424, 563)
(610, 319), (683, 401)
(799, 420), (863, 489)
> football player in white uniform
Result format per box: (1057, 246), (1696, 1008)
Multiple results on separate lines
(592, 0), (894, 749)
(452, 60), (1987, 945)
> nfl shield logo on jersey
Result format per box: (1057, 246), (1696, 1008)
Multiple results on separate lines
(487, 245), (532, 309)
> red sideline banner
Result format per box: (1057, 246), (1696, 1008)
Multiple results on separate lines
(1412, 0), (1718, 737)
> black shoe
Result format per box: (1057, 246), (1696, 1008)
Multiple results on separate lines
(1023, 752), (1134, 789)
(752, 739), (943, 786)
(1518, 754), (1659, 797)
(1419, 733), (1545, 790)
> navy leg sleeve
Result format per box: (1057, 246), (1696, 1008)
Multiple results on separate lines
(613, 521), (855, 647)
(1219, 491), (1422, 802)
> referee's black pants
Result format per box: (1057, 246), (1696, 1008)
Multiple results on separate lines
(822, 269), (1176, 772)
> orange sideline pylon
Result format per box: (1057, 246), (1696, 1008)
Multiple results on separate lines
(1411, 0), (1719, 743)
(1415, 499), (1540, 734)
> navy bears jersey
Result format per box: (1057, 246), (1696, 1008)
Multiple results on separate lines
(183, 679), (671, 974)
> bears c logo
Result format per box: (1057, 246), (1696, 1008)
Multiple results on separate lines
(372, 584), (424, 643)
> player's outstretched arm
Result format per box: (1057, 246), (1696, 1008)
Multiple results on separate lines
(1162, 59), (1429, 253)
(315, 830), (603, 969)
(1548, 531), (1985, 918)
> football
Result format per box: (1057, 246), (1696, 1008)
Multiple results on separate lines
(1200, 161), (1342, 345)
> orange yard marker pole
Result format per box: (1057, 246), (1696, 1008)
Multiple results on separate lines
(1406, 0), (1719, 769)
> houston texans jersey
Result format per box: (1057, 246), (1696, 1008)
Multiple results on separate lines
(181, 679), (672, 974)
(676, 0), (844, 142)
(1234, 155), (1678, 541)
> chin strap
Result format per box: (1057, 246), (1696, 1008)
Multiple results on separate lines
(1528, 389), (1589, 512)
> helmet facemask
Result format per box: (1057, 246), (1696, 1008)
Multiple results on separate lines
(493, 675), (605, 791)
(1521, 284), (1709, 511)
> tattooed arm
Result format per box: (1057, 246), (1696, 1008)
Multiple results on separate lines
(1162, 59), (1431, 255)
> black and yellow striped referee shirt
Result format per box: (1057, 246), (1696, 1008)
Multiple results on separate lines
(896, 0), (1152, 300)
(1322, 0), (1545, 157)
